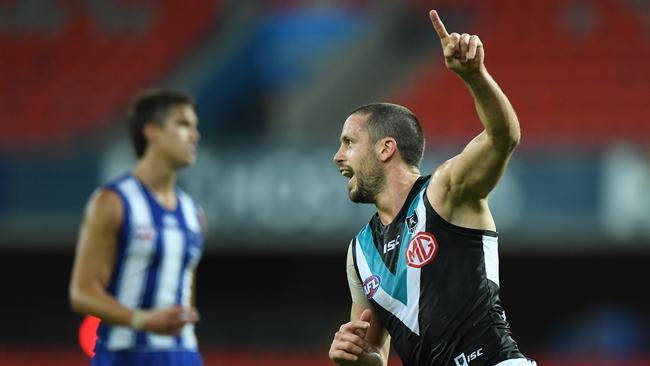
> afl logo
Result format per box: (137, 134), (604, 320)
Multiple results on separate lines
(134, 225), (156, 241)
(362, 275), (381, 299)
(406, 232), (438, 268)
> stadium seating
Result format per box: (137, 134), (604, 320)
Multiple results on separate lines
(399, 0), (650, 146)
(0, 1), (219, 146)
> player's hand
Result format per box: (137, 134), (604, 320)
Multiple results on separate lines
(329, 309), (383, 366)
(429, 10), (485, 77)
(138, 306), (199, 335)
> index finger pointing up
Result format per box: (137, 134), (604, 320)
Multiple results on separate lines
(429, 10), (450, 46)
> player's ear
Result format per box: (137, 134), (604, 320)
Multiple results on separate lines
(376, 137), (397, 162)
(143, 122), (159, 143)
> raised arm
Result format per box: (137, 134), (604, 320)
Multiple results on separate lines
(427, 10), (520, 211)
(69, 189), (197, 334)
(329, 244), (391, 366)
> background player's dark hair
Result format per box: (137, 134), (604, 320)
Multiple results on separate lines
(350, 103), (425, 167)
(127, 88), (196, 158)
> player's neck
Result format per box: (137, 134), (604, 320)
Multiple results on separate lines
(375, 166), (420, 225)
(132, 154), (177, 195)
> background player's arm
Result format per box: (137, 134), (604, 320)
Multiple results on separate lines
(191, 269), (198, 310)
(329, 244), (391, 366)
(69, 189), (134, 326)
(69, 189), (196, 334)
(427, 10), (520, 214)
(190, 206), (207, 310)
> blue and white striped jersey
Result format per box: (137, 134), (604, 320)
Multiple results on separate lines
(95, 174), (203, 352)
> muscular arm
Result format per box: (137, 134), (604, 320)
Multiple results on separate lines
(427, 10), (520, 226)
(450, 69), (520, 200)
(68, 189), (135, 326)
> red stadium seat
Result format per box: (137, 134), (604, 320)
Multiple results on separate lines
(0, 1), (219, 147)
(398, 0), (650, 146)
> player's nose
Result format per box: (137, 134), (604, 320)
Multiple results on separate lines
(333, 147), (344, 164)
(189, 127), (200, 143)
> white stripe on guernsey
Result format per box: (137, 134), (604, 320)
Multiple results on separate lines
(181, 259), (196, 306)
(355, 243), (422, 335)
(181, 324), (198, 349)
(354, 189), (428, 335)
(494, 359), (537, 366)
(412, 188), (428, 238)
(106, 325), (133, 349)
(148, 219), (185, 348)
(179, 191), (200, 232)
(108, 177), (156, 350)
(154, 221), (184, 307)
(147, 333), (176, 348)
(482, 234), (500, 287)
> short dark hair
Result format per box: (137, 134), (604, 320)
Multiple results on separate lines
(127, 88), (196, 157)
(350, 103), (425, 167)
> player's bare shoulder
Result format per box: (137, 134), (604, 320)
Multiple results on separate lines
(83, 188), (124, 229)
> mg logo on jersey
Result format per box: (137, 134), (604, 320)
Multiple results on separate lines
(406, 232), (438, 268)
(362, 275), (381, 299)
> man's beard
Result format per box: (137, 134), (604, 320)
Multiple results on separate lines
(350, 157), (385, 204)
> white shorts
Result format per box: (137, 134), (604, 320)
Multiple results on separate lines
(494, 359), (537, 366)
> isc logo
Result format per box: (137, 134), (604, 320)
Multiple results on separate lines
(362, 275), (381, 299)
(454, 348), (483, 365)
(406, 232), (438, 268)
(383, 235), (400, 254)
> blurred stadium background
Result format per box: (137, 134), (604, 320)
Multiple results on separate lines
(1, 0), (649, 365)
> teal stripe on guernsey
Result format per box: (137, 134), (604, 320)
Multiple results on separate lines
(357, 179), (429, 304)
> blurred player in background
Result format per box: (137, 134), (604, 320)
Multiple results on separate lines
(69, 89), (205, 365)
(328, 10), (535, 366)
